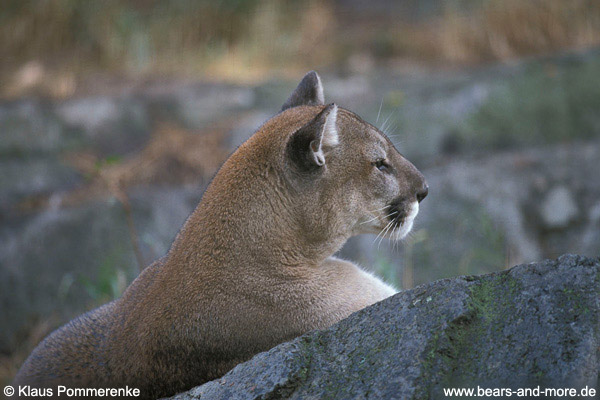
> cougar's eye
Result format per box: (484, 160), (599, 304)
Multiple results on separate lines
(373, 159), (389, 172)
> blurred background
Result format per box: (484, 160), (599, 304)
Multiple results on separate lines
(1, 0), (600, 385)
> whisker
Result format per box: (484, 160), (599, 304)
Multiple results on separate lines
(373, 219), (394, 245)
(386, 123), (400, 140)
(382, 121), (397, 137)
(392, 225), (399, 251)
(390, 224), (398, 250)
(395, 225), (403, 250)
(377, 220), (395, 250)
(360, 216), (379, 225)
(384, 130), (400, 145)
(373, 221), (393, 243)
(375, 97), (384, 124)
(360, 212), (395, 225)
(367, 205), (390, 214)
(380, 112), (392, 133)
(380, 110), (398, 133)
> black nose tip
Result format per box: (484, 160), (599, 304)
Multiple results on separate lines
(416, 184), (428, 203)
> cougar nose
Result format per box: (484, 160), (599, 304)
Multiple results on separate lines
(416, 184), (428, 203)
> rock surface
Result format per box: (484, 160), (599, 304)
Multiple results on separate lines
(168, 254), (599, 399)
(0, 186), (204, 352)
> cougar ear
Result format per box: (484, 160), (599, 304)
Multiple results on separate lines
(287, 104), (338, 170)
(281, 71), (325, 111)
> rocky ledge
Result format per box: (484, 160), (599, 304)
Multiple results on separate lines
(168, 254), (599, 399)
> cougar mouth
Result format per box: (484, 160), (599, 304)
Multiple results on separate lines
(359, 199), (419, 240)
(387, 198), (407, 227)
(385, 198), (419, 240)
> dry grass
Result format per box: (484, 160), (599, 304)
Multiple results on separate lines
(442, 0), (600, 63)
(395, 0), (600, 65)
(61, 124), (228, 205)
(3, 0), (600, 98)
(14, 123), (229, 219)
(0, 0), (334, 97)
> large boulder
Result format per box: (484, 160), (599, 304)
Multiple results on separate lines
(168, 254), (599, 399)
(0, 186), (203, 353)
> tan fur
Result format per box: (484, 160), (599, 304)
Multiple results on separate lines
(14, 73), (427, 399)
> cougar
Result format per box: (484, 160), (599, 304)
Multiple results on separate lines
(15, 71), (428, 398)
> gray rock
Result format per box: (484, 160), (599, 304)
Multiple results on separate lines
(224, 111), (272, 151)
(57, 97), (123, 133)
(540, 185), (579, 229)
(168, 254), (599, 399)
(56, 96), (151, 156)
(0, 199), (136, 353)
(0, 99), (84, 155)
(128, 185), (204, 263)
(0, 157), (81, 214)
(174, 84), (256, 129)
(0, 185), (203, 353)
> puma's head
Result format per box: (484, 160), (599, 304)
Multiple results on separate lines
(277, 71), (428, 246)
(180, 71), (427, 265)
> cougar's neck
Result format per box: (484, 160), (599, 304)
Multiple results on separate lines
(166, 146), (346, 274)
